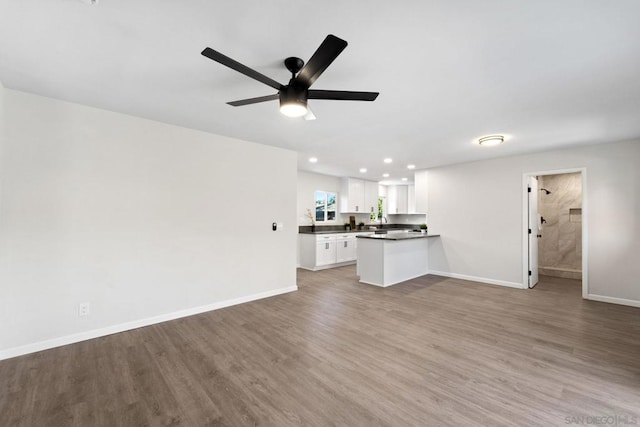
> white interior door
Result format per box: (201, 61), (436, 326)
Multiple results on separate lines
(528, 176), (539, 288)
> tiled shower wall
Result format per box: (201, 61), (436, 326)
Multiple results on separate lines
(538, 173), (582, 280)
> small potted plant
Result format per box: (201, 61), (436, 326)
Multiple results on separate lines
(358, 221), (365, 230)
(305, 208), (316, 232)
(344, 222), (351, 231)
(419, 223), (428, 234)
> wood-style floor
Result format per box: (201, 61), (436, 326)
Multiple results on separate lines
(1, 268), (639, 426)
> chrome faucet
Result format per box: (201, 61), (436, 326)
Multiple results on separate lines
(380, 216), (387, 227)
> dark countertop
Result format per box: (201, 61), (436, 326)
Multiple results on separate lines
(357, 232), (440, 240)
(299, 224), (425, 235)
(299, 229), (372, 235)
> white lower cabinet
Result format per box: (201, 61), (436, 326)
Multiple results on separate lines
(316, 239), (337, 266)
(299, 233), (363, 270)
(336, 234), (356, 263)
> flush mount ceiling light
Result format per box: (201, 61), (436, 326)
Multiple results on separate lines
(401, 177), (408, 181)
(478, 135), (505, 146)
(308, 157), (318, 163)
(382, 173), (390, 178)
(359, 168), (367, 173)
(407, 164), (416, 170)
(383, 158), (393, 164)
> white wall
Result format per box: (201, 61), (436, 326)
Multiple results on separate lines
(296, 172), (427, 227)
(0, 80), (5, 217)
(297, 171), (341, 226)
(414, 170), (429, 213)
(425, 140), (640, 304)
(0, 90), (298, 358)
(296, 171), (371, 226)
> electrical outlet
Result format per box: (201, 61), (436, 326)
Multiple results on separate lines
(79, 302), (90, 316)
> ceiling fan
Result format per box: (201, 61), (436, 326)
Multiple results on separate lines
(201, 35), (379, 120)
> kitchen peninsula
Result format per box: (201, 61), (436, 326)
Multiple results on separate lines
(297, 224), (424, 271)
(356, 232), (440, 287)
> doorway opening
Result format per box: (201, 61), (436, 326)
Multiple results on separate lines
(523, 168), (588, 298)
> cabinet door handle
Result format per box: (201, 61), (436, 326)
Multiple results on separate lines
(344, 241), (347, 248)
(325, 243), (329, 250)
(356, 205), (359, 212)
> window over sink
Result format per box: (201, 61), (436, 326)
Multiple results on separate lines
(315, 191), (336, 222)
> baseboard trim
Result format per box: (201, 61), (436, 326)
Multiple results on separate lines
(586, 293), (640, 308)
(357, 279), (386, 287)
(0, 285), (298, 361)
(428, 270), (525, 289)
(298, 260), (356, 272)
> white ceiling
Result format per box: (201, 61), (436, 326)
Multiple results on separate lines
(2, 1), (640, 183)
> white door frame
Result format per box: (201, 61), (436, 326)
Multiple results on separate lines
(527, 175), (540, 288)
(521, 168), (588, 298)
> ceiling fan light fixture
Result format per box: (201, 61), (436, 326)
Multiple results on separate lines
(279, 87), (308, 118)
(280, 102), (308, 118)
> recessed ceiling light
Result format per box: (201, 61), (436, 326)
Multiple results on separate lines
(308, 157), (318, 163)
(478, 135), (505, 146)
(359, 168), (367, 173)
(407, 164), (416, 170)
(401, 177), (408, 181)
(383, 158), (393, 164)
(382, 173), (390, 178)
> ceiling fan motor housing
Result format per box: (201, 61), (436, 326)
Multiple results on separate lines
(280, 83), (307, 103)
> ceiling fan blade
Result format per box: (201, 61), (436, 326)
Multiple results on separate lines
(295, 35), (348, 88)
(308, 90), (379, 101)
(202, 47), (283, 90)
(227, 94), (279, 107)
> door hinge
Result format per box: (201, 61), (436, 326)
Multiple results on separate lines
(528, 228), (532, 234)
(528, 270), (532, 276)
(528, 187), (531, 193)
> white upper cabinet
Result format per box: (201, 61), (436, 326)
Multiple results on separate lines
(364, 181), (379, 215)
(340, 178), (377, 213)
(388, 185), (408, 214)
